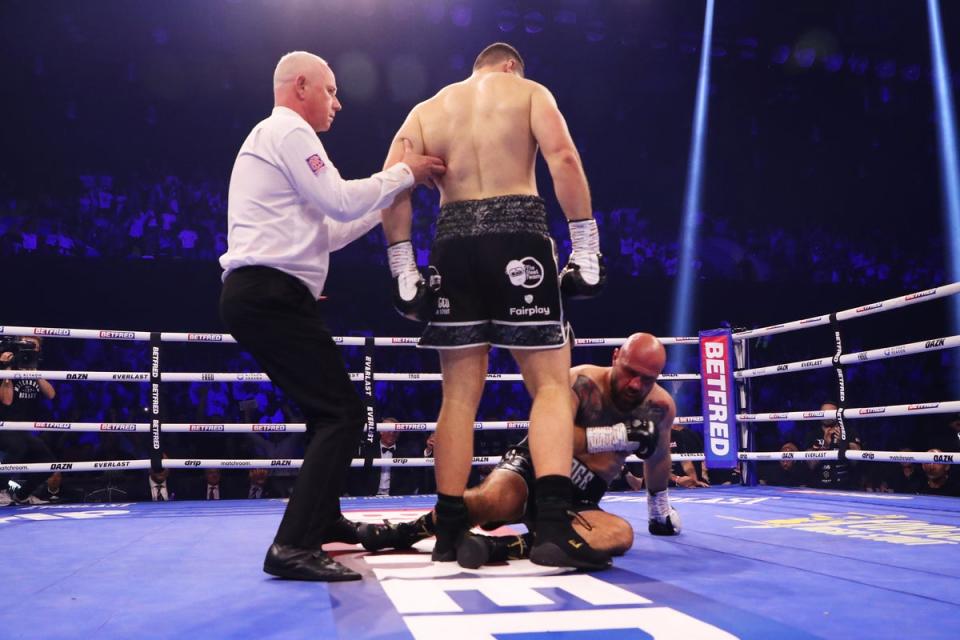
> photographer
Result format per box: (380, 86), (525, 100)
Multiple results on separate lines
(0, 336), (58, 504)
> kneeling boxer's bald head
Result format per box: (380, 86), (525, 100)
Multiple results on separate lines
(610, 333), (666, 411)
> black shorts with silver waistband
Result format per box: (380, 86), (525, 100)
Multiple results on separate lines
(418, 195), (569, 350)
(494, 436), (608, 516)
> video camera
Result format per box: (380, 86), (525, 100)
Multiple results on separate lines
(0, 336), (41, 370)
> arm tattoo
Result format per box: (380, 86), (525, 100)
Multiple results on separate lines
(572, 375), (605, 426)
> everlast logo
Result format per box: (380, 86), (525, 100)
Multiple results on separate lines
(925, 338), (946, 349)
(112, 373), (146, 381)
(776, 364), (789, 372)
(66, 373), (89, 380)
(862, 452), (875, 460)
(185, 460), (202, 466)
(50, 463), (73, 470)
(187, 333), (223, 342)
(99, 330), (136, 340)
(271, 460), (292, 467)
(801, 360), (822, 368)
(808, 452), (827, 459)
(35, 328), (70, 336)
(94, 461), (131, 468)
(934, 454), (955, 463)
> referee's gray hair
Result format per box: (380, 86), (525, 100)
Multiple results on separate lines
(273, 51), (328, 89)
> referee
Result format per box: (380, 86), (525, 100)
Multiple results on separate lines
(219, 51), (444, 581)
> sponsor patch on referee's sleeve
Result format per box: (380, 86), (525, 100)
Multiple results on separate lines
(306, 154), (326, 175)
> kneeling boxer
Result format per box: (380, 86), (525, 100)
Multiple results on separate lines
(359, 333), (681, 568)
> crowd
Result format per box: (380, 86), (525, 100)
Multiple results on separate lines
(0, 171), (946, 291)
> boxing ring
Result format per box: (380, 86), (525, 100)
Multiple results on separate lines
(2, 281), (959, 638)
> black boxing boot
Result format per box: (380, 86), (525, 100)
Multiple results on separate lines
(457, 532), (534, 569)
(322, 515), (362, 545)
(358, 512), (436, 551)
(529, 475), (611, 571)
(431, 493), (469, 562)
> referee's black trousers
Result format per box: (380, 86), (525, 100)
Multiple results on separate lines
(220, 266), (365, 549)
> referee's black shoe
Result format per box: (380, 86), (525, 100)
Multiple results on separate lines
(263, 544), (361, 581)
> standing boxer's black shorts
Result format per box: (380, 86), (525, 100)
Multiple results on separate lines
(418, 195), (570, 349)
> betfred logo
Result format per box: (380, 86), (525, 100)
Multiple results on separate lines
(859, 408), (886, 415)
(768, 413), (788, 420)
(189, 425), (225, 432)
(855, 303), (882, 313)
(507, 421), (530, 429)
(905, 288), (936, 301)
(800, 317), (824, 324)
(99, 330), (136, 340)
(35, 422), (71, 430)
(35, 328), (70, 336)
(253, 425), (288, 432)
(395, 423), (428, 431)
(576, 338), (606, 345)
(187, 333), (223, 342)
(907, 403), (939, 411)
(391, 337), (419, 344)
(100, 424), (138, 431)
(802, 412), (825, 419)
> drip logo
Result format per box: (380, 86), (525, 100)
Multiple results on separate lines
(505, 257), (544, 288)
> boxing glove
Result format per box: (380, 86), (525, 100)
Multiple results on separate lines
(387, 241), (437, 322)
(585, 418), (658, 457)
(560, 219), (605, 298)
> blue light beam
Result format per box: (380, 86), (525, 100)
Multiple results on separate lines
(670, 0), (715, 359)
(927, 0), (960, 339)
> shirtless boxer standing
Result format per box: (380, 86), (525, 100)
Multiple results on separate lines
(378, 43), (608, 569)
(358, 333), (682, 568)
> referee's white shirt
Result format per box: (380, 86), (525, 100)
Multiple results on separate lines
(220, 106), (414, 298)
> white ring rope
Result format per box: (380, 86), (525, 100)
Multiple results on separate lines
(0, 326), (698, 347)
(6, 448), (960, 475)
(735, 334), (960, 380)
(732, 282), (960, 340)
(0, 370), (703, 383)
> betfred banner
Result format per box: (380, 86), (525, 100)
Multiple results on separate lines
(699, 329), (739, 469)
